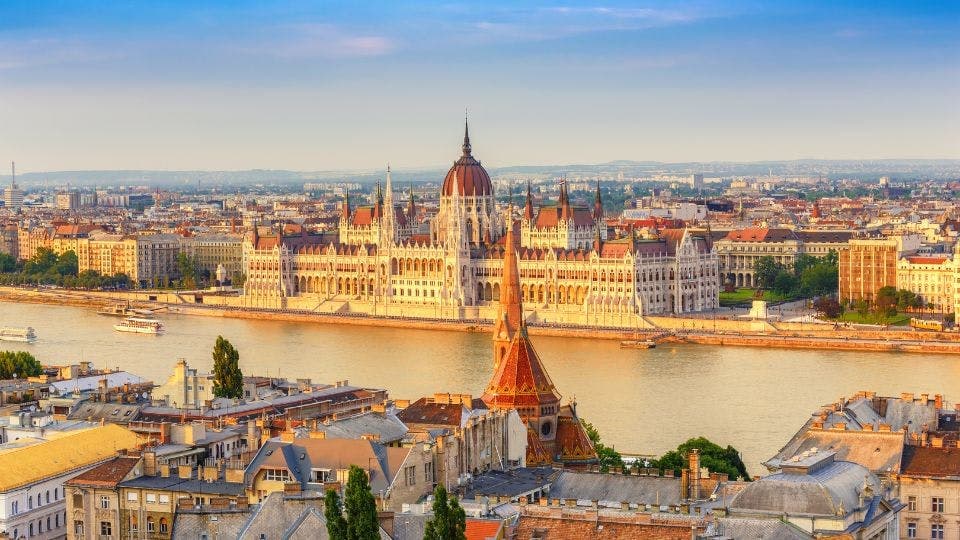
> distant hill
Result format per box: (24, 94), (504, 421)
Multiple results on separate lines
(3, 159), (958, 188)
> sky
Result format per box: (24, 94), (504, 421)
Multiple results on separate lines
(0, 1), (958, 173)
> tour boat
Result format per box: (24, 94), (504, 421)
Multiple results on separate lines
(97, 303), (137, 317)
(0, 327), (37, 343)
(113, 317), (164, 335)
(619, 339), (656, 349)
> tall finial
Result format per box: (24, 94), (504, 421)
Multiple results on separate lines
(462, 111), (472, 157)
(10, 162), (15, 188)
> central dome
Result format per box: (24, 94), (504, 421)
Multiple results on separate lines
(441, 121), (493, 197)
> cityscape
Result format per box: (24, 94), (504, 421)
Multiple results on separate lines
(1, 2), (959, 540)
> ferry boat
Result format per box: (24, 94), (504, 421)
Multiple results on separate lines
(97, 303), (137, 317)
(0, 327), (37, 343)
(619, 339), (656, 349)
(113, 317), (164, 335)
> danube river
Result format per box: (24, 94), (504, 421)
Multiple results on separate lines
(5, 301), (960, 475)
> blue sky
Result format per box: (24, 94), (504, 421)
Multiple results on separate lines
(0, 1), (957, 172)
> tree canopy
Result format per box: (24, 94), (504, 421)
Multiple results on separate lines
(344, 465), (380, 540)
(753, 256), (782, 289)
(0, 351), (42, 379)
(651, 437), (751, 481)
(423, 485), (466, 540)
(324, 488), (348, 540)
(211, 336), (243, 399)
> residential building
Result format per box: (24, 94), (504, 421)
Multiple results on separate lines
(179, 233), (244, 282)
(714, 451), (901, 539)
(839, 234), (922, 304)
(897, 253), (957, 313)
(243, 437), (434, 511)
(64, 456), (142, 540)
(0, 425), (142, 540)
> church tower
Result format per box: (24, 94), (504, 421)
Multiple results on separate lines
(482, 216), (561, 443)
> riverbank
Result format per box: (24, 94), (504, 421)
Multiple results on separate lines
(2, 286), (958, 354)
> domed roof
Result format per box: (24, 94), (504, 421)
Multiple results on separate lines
(441, 120), (493, 197)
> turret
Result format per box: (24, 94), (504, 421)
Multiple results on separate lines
(593, 180), (603, 220)
(559, 180), (572, 221)
(524, 181), (534, 220)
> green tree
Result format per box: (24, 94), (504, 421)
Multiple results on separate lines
(581, 419), (624, 472)
(772, 270), (797, 295)
(0, 253), (15, 273)
(753, 256), (781, 289)
(0, 351), (43, 379)
(651, 437), (751, 481)
(423, 485), (466, 540)
(344, 465), (380, 540)
(54, 250), (79, 276)
(23, 248), (58, 275)
(211, 336), (243, 399)
(324, 488), (348, 540)
(799, 263), (838, 296)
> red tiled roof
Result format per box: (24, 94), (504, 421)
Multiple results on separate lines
(554, 407), (597, 463)
(724, 228), (799, 242)
(482, 330), (561, 410)
(534, 207), (596, 229)
(396, 398), (465, 427)
(905, 256), (949, 265)
(901, 446), (960, 477)
(465, 518), (503, 540)
(65, 456), (140, 487)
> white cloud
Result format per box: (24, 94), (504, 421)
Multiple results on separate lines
(243, 24), (396, 59)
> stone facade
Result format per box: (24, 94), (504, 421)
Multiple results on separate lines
(240, 127), (719, 327)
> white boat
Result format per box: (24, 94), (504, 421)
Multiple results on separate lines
(97, 303), (137, 317)
(113, 317), (164, 335)
(0, 327), (37, 343)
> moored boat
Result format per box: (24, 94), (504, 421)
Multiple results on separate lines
(619, 339), (656, 349)
(0, 327), (37, 343)
(113, 317), (164, 335)
(97, 303), (137, 317)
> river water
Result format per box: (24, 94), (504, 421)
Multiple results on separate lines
(4, 302), (959, 475)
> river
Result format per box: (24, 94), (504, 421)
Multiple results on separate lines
(4, 301), (959, 475)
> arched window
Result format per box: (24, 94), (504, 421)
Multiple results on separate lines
(159, 518), (168, 533)
(147, 517), (156, 532)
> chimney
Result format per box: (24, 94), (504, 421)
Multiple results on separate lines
(687, 449), (701, 500)
(935, 394), (943, 410)
(143, 450), (157, 476)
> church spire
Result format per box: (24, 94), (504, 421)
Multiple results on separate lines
(462, 114), (472, 157)
(524, 181), (534, 220)
(593, 180), (603, 220)
(492, 216), (523, 367)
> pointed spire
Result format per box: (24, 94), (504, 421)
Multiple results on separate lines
(407, 183), (416, 218)
(593, 180), (603, 220)
(373, 182), (383, 219)
(524, 181), (534, 220)
(559, 178), (572, 220)
(342, 191), (351, 220)
(495, 217), (523, 340)
(385, 163), (393, 204)
(462, 112), (472, 157)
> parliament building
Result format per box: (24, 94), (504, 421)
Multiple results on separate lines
(241, 123), (720, 328)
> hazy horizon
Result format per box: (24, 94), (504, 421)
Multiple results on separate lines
(1, 1), (958, 173)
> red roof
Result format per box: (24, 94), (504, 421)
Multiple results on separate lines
(905, 256), (949, 265)
(465, 519), (503, 540)
(534, 207), (595, 228)
(901, 446), (960, 477)
(66, 456), (140, 487)
(482, 330), (561, 410)
(724, 228), (799, 242)
(441, 123), (493, 197)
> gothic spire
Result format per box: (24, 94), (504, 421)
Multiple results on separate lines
(493, 217), (523, 348)
(462, 114), (472, 157)
(593, 180), (603, 220)
(524, 181), (534, 220)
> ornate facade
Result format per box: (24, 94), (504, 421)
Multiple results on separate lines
(241, 123), (720, 327)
